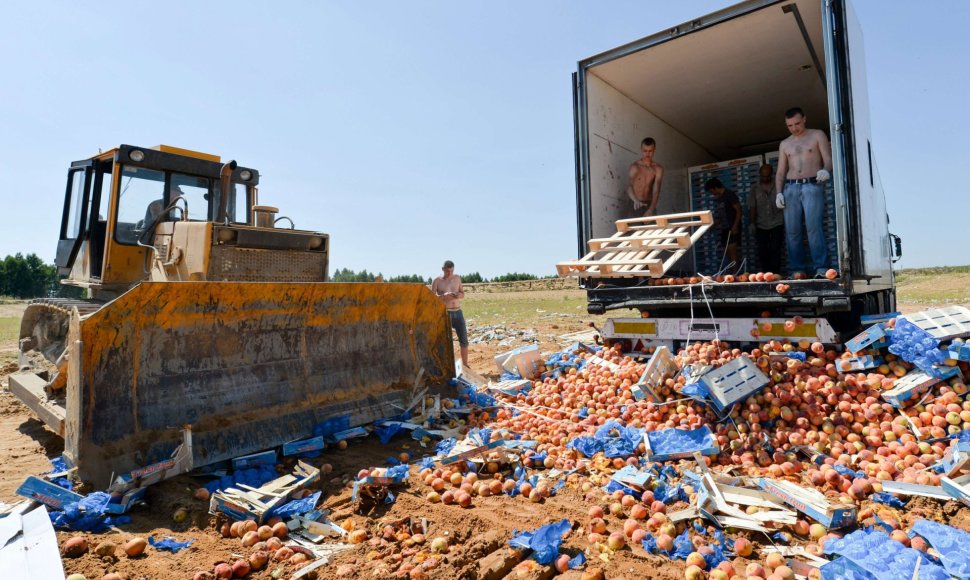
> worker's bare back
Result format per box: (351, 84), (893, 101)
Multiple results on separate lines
(780, 129), (830, 179)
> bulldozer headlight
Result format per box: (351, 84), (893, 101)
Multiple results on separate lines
(217, 228), (237, 243)
(309, 236), (324, 249)
(239, 170), (252, 181)
(129, 149), (145, 162)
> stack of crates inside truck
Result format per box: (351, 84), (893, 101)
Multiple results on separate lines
(570, 0), (900, 350)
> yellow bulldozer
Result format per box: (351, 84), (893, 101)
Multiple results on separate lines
(12, 144), (454, 487)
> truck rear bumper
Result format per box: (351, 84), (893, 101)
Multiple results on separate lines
(585, 279), (851, 314)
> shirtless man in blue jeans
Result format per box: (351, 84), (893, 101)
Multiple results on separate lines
(431, 260), (469, 367)
(775, 107), (833, 279)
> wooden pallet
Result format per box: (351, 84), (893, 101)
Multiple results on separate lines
(556, 211), (712, 279)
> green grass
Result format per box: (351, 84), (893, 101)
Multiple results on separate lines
(0, 317), (18, 345)
(462, 292), (590, 325)
(895, 265), (970, 304)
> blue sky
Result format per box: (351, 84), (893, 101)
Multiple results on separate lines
(1, 1), (967, 279)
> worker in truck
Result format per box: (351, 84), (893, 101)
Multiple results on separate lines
(627, 137), (664, 216)
(705, 178), (742, 269)
(775, 107), (833, 279)
(432, 260), (469, 367)
(749, 164), (785, 273)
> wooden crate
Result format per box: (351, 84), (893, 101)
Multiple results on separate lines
(556, 211), (713, 279)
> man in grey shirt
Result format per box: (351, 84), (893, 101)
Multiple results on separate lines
(749, 164), (785, 273)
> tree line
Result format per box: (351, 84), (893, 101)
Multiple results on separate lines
(0, 254), (555, 298)
(330, 268), (554, 284)
(0, 253), (83, 299)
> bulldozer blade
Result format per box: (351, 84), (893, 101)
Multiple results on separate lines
(65, 282), (454, 487)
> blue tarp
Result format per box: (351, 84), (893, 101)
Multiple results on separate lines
(646, 426), (717, 458)
(911, 520), (970, 579)
(508, 519), (571, 565)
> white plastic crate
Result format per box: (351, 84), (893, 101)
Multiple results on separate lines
(699, 356), (769, 412)
(901, 306), (970, 341)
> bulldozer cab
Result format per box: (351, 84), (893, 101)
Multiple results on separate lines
(56, 145), (269, 297)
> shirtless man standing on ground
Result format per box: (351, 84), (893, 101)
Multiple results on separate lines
(627, 137), (664, 216)
(775, 107), (833, 278)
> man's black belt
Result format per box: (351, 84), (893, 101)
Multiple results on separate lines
(785, 177), (818, 184)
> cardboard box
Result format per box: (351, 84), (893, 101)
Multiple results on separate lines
(845, 323), (887, 353)
(232, 449), (278, 471)
(16, 476), (84, 510)
(494, 344), (544, 379)
(757, 478), (856, 528)
(282, 436), (326, 457)
(881, 371), (940, 407)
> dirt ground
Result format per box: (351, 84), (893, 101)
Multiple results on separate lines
(1, 291), (968, 579)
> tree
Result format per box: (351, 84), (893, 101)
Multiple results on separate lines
(462, 271), (485, 283)
(490, 272), (539, 283)
(0, 253), (58, 298)
(388, 274), (431, 284)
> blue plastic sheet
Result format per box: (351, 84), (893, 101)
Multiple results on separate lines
(418, 457), (435, 470)
(833, 464), (866, 480)
(568, 551), (586, 569)
(567, 420), (643, 458)
(435, 438), (457, 457)
(148, 536), (194, 553)
(653, 481), (686, 504)
(203, 465), (278, 494)
(889, 318), (946, 373)
(641, 528), (693, 560)
(460, 385), (497, 408)
(870, 492), (905, 508)
(508, 519), (571, 565)
(468, 428), (493, 445)
(822, 529), (947, 580)
(48, 456), (73, 491)
(374, 422), (404, 445)
(49, 491), (119, 532)
(911, 519), (970, 579)
(268, 491), (321, 519)
(313, 416), (351, 438)
(646, 426), (717, 459)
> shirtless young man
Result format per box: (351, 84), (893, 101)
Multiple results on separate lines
(627, 137), (664, 216)
(775, 107), (833, 278)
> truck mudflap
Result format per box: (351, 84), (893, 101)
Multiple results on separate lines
(63, 282), (454, 487)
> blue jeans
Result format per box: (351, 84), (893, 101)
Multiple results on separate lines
(448, 309), (468, 347)
(783, 182), (828, 274)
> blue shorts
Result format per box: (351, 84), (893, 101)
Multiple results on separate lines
(448, 309), (468, 347)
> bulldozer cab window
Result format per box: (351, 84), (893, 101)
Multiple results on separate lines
(115, 166), (165, 244)
(63, 169), (86, 240)
(228, 182), (250, 224)
(170, 174), (211, 221)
